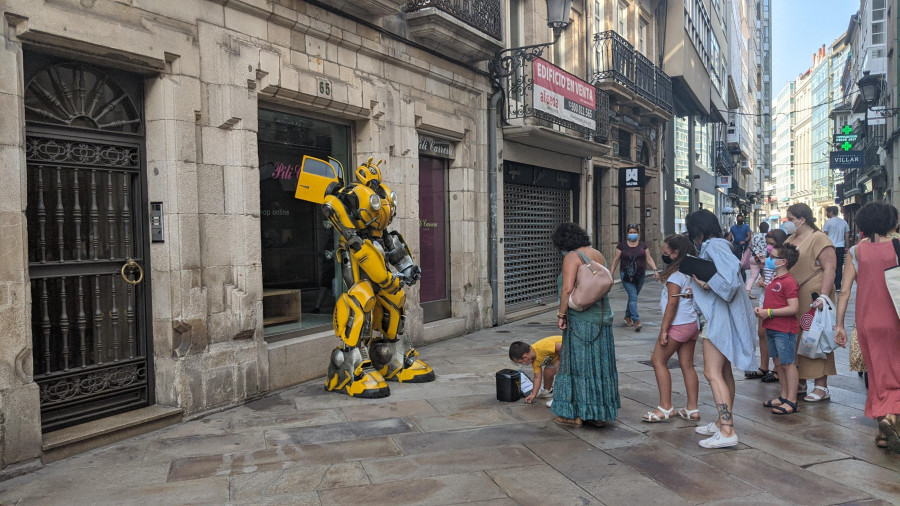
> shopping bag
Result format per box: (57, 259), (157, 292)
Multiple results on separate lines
(739, 246), (753, 270)
(849, 328), (867, 372)
(886, 238), (900, 320)
(798, 295), (837, 359)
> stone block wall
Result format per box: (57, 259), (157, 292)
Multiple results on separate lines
(0, 0), (492, 471)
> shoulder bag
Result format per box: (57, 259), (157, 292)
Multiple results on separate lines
(568, 251), (614, 311)
(886, 238), (900, 320)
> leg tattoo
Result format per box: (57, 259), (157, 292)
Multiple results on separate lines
(718, 403), (733, 425)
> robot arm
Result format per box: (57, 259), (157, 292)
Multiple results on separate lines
(384, 231), (421, 286)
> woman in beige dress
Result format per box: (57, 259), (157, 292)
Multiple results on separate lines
(784, 203), (837, 402)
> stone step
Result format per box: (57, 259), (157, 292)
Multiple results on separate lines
(42, 405), (183, 463)
(422, 317), (467, 345)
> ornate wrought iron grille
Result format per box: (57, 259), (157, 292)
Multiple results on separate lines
(25, 60), (150, 432)
(592, 31), (674, 115)
(406, 0), (502, 40)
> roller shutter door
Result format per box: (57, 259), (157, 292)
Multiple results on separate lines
(503, 183), (571, 308)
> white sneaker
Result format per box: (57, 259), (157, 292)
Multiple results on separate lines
(695, 422), (719, 436)
(699, 431), (739, 448)
(545, 399), (553, 408)
(537, 387), (553, 399)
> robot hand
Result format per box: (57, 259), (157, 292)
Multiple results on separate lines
(398, 265), (421, 286)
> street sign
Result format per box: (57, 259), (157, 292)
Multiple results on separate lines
(841, 125), (853, 135)
(834, 133), (858, 144)
(829, 151), (864, 170)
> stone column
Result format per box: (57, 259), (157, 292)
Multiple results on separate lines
(0, 15), (42, 473)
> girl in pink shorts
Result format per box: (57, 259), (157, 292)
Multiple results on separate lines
(641, 234), (701, 423)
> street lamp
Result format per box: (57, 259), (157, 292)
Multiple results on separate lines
(857, 71), (882, 105)
(546, 0), (574, 39)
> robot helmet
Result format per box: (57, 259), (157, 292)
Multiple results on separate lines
(355, 158), (383, 189)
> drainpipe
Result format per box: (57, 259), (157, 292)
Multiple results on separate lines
(488, 90), (502, 327)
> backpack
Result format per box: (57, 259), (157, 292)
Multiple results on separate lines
(568, 251), (614, 311)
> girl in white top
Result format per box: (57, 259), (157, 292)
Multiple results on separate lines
(642, 234), (702, 423)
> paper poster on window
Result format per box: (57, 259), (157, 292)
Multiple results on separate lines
(532, 57), (597, 130)
(717, 176), (732, 188)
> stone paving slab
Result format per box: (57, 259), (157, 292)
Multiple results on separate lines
(2, 281), (898, 505)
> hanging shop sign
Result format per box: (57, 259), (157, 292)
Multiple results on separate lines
(833, 133), (858, 144)
(717, 175), (732, 188)
(532, 57), (597, 131)
(418, 136), (454, 159)
(829, 151), (863, 170)
(619, 166), (646, 188)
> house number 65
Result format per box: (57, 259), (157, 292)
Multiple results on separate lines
(317, 78), (332, 98)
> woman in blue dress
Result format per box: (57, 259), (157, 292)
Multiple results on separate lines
(551, 222), (620, 428)
(685, 210), (758, 448)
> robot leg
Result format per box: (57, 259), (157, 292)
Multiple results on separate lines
(368, 292), (435, 383)
(326, 283), (390, 398)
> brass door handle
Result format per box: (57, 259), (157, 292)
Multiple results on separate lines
(121, 258), (144, 285)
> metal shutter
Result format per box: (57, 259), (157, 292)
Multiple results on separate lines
(503, 183), (572, 307)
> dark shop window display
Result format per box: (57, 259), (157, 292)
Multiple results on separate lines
(258, 109), (350, 337)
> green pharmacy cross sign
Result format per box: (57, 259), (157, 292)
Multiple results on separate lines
(842, 125), (852, 135)
(841, 141), (853, 151)
(834, 124), (858, 147)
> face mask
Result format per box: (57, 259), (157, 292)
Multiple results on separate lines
(737, 219), (744, 225)
(662, 254), (673, 265)
(781, 221), (796, 235)
(627, 233), (639, 241)
(765, 257), (780, 271)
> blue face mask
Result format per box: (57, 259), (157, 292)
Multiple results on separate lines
(765, 256), (779, 271)
(627, 233), (639, 241)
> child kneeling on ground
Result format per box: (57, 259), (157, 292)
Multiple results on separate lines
(754, 243), (801, 415)
(509, 336), (561, 406)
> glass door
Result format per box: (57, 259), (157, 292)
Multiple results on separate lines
(418, 156), (451, 322)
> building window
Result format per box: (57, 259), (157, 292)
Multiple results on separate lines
(257, 109), (351, 337)
(639, 18), (649, 55)
(509, 0), (524, 48)
(618, 1), (628, 37)
(873, 0), (885, 45)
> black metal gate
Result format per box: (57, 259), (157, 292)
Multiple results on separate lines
(24, 56), (152, 432)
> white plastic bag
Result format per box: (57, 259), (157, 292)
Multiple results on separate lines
(798, 295), (837, 359)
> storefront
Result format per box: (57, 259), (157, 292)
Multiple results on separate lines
(417, 136), (453, 323)
(502, 161), (579, 311)
(257, 109), (350, 339)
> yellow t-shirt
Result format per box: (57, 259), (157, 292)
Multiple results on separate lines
(531, 335), (562, 375)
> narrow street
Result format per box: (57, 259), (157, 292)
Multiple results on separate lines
(2, 279), (896, 505)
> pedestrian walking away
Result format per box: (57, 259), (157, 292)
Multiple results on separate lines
(784, 203), (837, 402)
(835, 203), (900, 454)
(610, 224), (659, 332)
(685, 210), (758, 449)
(642, 234), (701, 424)
(823, 206), (850, 292)
(551, 222), (620, 428)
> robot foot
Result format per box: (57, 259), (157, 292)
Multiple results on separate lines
(325, 365), (391, 398)
(385, 357), (435, 383)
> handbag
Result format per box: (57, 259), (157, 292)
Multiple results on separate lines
(886, 238), (900, 320)
(849, 328), (867, 372)
(568, 251), (613, 311)
(739, 246), (753, 270)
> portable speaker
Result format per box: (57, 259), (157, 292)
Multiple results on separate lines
(495, 369), (522, 402)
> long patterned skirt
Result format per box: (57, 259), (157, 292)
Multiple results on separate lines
(551, 312), (620, 422)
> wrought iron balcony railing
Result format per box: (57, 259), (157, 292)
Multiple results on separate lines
(406, 0), (501, 40)
(715, 141), (734, 175)
(842, 168), (859, 196)
(728, 185), (746, 200)
(863, 136), (884, 168)
(592, 31), (673, 114)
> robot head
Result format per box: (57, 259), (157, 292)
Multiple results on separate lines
(355, 158), (383, 189)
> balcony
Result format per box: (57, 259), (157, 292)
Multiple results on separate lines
(334, 0), (407, 18)
(499, 55), (611, 143)
(715, 141), (734, 176)
(406, 0), (503, 62)
(592, 31), (673, 118)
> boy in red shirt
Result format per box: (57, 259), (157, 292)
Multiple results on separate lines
(754, 244), (801, 415)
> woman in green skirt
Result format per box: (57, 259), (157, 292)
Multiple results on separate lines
(551, 222), (620, 427)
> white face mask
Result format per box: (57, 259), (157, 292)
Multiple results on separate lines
(781, 221), (797, 235)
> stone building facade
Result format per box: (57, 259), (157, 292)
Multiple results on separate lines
(0, 0), (496, 473)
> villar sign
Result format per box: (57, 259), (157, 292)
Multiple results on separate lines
(829, 151), (863, 170)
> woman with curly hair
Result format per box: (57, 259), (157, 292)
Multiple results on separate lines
(551, 222), (620, 428)
(835, 202), (900, 453)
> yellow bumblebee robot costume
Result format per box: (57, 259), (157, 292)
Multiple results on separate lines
(295, 156), (435, 397)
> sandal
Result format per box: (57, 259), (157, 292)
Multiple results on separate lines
(555, 416), (583, 428)
(771, 399), (799, 415)
(804, 386), (830, 402)
(624, 318), (634, 327)
(876, 434), (888, 449)
(744, 368), (768, 379)
(747, 291), (757, 300)
(676, 408), (701, 421)
(877, 416), (900, 454)
(641, 405), (674, 423)
(634, 321), (643, 332)
(763, 396), (787, 408)
(760, 371), (778, 383)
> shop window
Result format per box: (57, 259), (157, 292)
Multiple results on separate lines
(418, 156), (451, 322)
(257, 109), (350, 338)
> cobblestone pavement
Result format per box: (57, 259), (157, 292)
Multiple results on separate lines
(2, 279), (898, 505)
